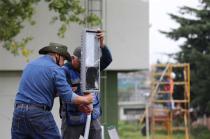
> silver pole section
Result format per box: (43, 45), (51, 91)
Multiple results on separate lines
(84, 114), (92, 139)
(101, 125), (104, 139)
(146, 104), (150, 139)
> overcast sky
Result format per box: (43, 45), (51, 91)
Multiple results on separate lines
(149, 0), (199, 64)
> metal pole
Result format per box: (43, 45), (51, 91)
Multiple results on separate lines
(101, 125), (104, 139)
(84, 114), (92, 139)
(146, 104), (150, 139)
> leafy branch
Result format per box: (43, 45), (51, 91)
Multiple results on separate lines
(0, 0), (101, 60)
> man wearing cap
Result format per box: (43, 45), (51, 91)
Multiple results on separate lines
(60, 31), (112, 139)
(11, 43), (93, 139)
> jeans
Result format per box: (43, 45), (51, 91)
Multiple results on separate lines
(11, 104), (61, 139)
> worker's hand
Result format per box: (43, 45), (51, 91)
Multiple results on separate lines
(96, 29), (104, 48)
(78, 104), (93, 114)
(73, 93), (93, 105)
(83, 93), (93, 104)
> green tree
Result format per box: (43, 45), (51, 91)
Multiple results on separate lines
(161, 0), (210, 116)
(0, 0), (101, 60)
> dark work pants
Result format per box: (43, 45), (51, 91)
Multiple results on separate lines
(61, 115), (102, 139)
(11, 106), (61, 139)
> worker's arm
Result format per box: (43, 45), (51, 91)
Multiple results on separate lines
(53, 67), (93, 105)
(100, 45), (112, 71)
(170, 79), (174, 94)
(96, 30), (112, 71)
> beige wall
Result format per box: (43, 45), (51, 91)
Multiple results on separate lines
(0, 71), (62, 138)
(0, 0), (149, 71)
(0, 72), (21, 138)
(106, 0), (149, 70)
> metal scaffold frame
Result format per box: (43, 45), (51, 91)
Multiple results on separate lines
(141, 63), (191, 139)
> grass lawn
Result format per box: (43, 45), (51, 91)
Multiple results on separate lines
(118, 121), (210, 139)
(118, 121), (143, 139)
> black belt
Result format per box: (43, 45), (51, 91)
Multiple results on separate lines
(15, 103), (50, 111)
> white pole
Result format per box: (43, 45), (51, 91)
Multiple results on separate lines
(101, 125), (104, 139)
(146, 104), (150, 139)
(84, 114), (91, 139)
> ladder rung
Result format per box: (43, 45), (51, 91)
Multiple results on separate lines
(153, 99), (189, 103)
(153, 127), (168, 131)
(152, 63), (189, 68)
(152, 81), (170, 85)
(153, 108), (170, 112)
(172, 108), (189, 112)
(174, 82), (187, 85)
(152, 81), (186, 85)
(154, 117), (169, 122)
(152, 73), (170, 76)
(153, 100), (172, 103)
(173, 100), (190, 103)
(158, 91), (170, 93)
(154, 127), (187, 131)
(172, 127), (187, 131)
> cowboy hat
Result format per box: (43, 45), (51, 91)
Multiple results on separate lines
(39, 42), (71, 61)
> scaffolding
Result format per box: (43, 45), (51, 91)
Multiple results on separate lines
(141, 63), (190, 139)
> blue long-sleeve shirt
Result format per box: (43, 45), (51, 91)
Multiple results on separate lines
(15, 55), (78, 110)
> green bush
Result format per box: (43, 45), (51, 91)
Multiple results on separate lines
(191, 126), (210, 139)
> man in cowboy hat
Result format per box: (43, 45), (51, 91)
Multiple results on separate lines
(11, 42), (93, 139)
